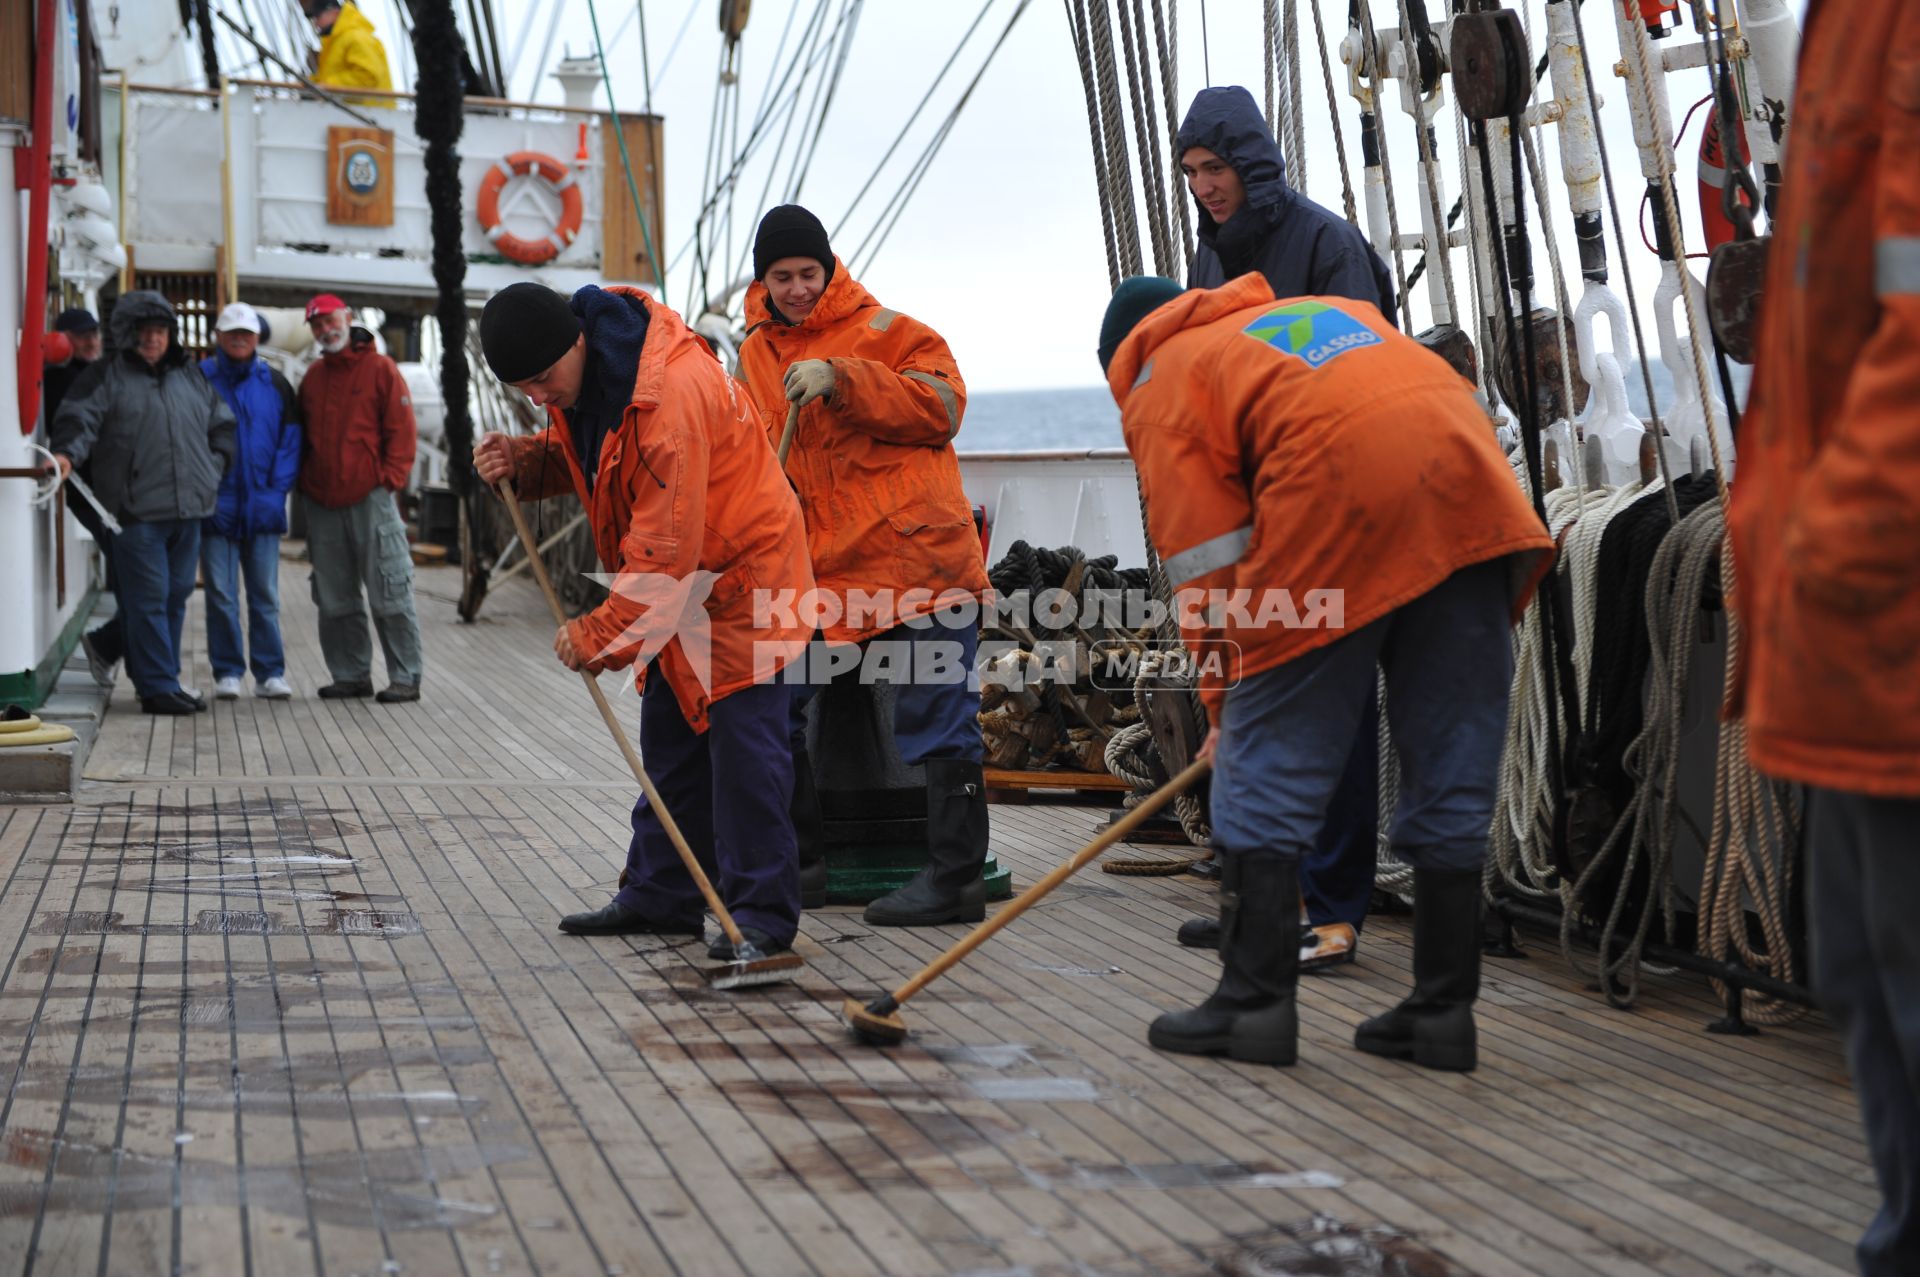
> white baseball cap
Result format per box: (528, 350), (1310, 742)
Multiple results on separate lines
(214, 302), (262, 334)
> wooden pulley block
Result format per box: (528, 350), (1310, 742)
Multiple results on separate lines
(1494, 307), (1591, 425)
(1417, 323), (1479, 386)
(1143, 675), (1205, 785)
(1706, 236), (1770, 365)
(1450, 10), (1531, 122)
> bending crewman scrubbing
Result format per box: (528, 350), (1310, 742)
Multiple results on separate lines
(1100, 275), (1553, 1070)
(475, 282), (815, 965)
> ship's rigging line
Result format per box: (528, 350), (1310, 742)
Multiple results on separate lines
(1308, 0), (1359, 227)
(846, 0), (1032, 280)
(1353, 0), (1415, 330)
(585, 0), (665, 296)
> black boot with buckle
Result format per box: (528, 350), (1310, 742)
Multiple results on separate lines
(1148, 855), (1300, 1066)
(1354, 865), (1481, 1072)
(863, 758), (988, 926)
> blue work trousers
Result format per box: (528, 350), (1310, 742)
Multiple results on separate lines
(786, 614), (983, 765)
(1211, 559), (1513, 873)
(110, 518), (201, 699)
(613, 677), (801, 946)
(1808, 787), (1920, 1277)
(1306, 691), (1381, 931)
(202, 532), (286, 682)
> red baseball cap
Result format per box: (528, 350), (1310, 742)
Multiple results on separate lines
(305, 293), (348, 321)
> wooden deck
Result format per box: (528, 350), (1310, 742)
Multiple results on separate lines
(0, 556), (1873, 1276)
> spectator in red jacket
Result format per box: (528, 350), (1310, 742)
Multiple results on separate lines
(296, 293), (423, 703)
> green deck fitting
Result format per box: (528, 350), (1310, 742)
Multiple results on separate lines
(822, 845), (1012, 905)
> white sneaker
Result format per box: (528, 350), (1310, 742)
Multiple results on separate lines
(256, 675), (294, 699)
(213, 676), (243, 700)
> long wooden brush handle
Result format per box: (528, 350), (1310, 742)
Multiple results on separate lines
(495, 480), (747, 948)
(775, 402), (800, 466)
(886, 758), (1212, 1007)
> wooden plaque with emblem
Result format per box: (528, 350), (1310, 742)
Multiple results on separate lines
(327, 126), (395, 227)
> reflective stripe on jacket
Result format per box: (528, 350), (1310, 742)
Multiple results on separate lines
(738, 259), (988, 644)
(1729, 0), (1920, 796)
(506, 289), (814, 731)
(1106, 274), (1553, 716)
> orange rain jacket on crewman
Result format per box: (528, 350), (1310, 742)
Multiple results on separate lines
(1106, 274), (1554, 716)
(502, 289), (814, 732)
(737, 259), (989, 644)
(1729, 0), (1920, 797)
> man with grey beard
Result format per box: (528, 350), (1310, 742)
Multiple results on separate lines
(296, 293), (423, 702)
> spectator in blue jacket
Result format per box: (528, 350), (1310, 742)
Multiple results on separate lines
(200, 303), (302, 699)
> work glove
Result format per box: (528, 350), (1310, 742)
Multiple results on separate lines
(784, 359), (837, 408)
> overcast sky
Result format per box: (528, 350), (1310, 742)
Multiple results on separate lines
(273, 1), (1788, 393)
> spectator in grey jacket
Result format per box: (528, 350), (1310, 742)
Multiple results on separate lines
(50, 291), (236, 715)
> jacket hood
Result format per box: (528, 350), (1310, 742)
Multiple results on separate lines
(1175, 87), (1294, 241)
(1106, 272), (1276, 405)
(109, 290), (188, 369)
(743, 257), (879, 333)
(327, 3), (376, 42)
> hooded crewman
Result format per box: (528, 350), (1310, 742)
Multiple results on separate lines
(1099, 274), (1552, 1071)
(475, 283), (815, 960)
(1170, 85), (1398, 970)
(735, 205), (992, 928)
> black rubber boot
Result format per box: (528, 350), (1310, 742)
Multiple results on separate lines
(1148, 857), (1300, 1066)
(792, 747), (827, 910)
(1176, 915), (1220, 948)
(863, 758), (989, 926)
(1354, 866), (1482, 1072)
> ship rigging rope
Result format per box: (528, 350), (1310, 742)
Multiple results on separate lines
(1565, 0), (1680, 526)
(847, 0), (1034, 279)
(584, 0), (667, 297)
(1617, 2), (1730, 506)
(1067, 0), (1125, 288)
(1353, 0), (1415, 331)
(1118, 0), (1175, 276)
(1149, 0), (1193, 268)
(1308, 0), (1359, 227)
(1391, 0), (1460, 327)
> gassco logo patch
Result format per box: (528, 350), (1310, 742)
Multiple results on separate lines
(1242, 301), (1383, 368)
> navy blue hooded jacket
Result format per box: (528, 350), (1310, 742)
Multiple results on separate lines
(1176, 86), (1397, 324)
(200, 351), (301, 539)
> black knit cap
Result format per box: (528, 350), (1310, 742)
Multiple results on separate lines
(53, 307), (98, 333)
(753, 204), (835, 284)
(480, 282), (581, 383)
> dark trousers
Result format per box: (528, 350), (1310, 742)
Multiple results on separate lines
(109, 519), (201, 698)
(785, 615), (984, 765)
(1211, 560), (1513, 874)
(1808, 786), (1920, 1277)
(1306, 691), (1381, 931)
(612, 676), (801, 945)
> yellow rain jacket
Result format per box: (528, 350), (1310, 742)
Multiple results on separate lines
(315, 4), (393, 104)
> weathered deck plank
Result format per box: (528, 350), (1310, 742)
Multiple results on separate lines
(0, 560), (1873, 1277)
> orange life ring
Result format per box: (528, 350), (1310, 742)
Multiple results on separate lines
(1697, 109), (1753, 253)
(475, 150), (583, 265)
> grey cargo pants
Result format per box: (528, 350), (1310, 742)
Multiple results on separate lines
(302, 489), (424, 687)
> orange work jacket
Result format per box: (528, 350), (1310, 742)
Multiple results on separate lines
(1107, 275), (1554, 716)
(737, 260), (988, 644)
(1729, 0), (1920, 796)
(504, 289), (813, 732)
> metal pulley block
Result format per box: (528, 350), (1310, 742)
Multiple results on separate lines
(1417, 323), (1479, 386)
(1706, 236), (1770, 365)
(1450, 9), (1531, 121)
